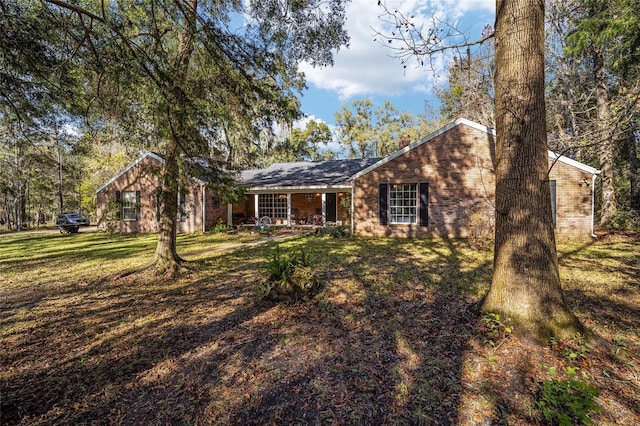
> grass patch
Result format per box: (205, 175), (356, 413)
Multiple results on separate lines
(1, 231), (639, 424)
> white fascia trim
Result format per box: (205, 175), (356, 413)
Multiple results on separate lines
(95, 151), (165, 194)
(350, 117), (601, 180)
(95, 151), (208, 194)
(547, 150), (601, 175)
(351, 118), (492, 181)
(245, 184), (351, 193)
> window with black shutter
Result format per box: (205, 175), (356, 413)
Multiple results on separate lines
(419, 182), (429, 227)
(379, 184), (388, 225)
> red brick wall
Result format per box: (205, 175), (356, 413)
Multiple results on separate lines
(548, 161), (594, 235)
(201, 188), (228, 231)
(96, 155), (222, 233)
(353, 123), (594, 238)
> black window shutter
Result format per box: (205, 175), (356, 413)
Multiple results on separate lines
(115, 191), (121, 219)
(549, 180), (557, 227)
(135, 190), (141, 221)
(419, 182), (429, 226)
(379, 183), (388, 226)
(156, 187), (162, 221)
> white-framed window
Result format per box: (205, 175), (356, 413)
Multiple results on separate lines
(258, 194), (287, 219)
(389, 183), (417, 224)
(122, 191), (138, 221)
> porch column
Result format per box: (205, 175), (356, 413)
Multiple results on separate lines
(321, 193), (327, 226)
(287, 193), (292, 227)
(254, 194), (259, 221)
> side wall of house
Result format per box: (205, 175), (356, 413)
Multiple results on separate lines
(202, 188), (228, 231)
(96, 156), (209, 233)
(354, 125), (497, 238)
(96, 156), (165, 233)
(548, 161), (594, 235)
(353, 124), (595, 238)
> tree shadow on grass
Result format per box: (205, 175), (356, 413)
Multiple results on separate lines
(473, 235), (640, 425)
(216, 237), (492, 424)
(0, 247), (279, 424)
(3, 236), (496, 425)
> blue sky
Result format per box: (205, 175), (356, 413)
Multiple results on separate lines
(296, 0), (495, 130)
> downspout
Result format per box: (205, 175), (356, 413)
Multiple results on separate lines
(202, 184), (206, 233)
(350, 180), (355, 235)
(591, 172), (599, 238)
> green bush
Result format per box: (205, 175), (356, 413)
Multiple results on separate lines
(210, 218), (232, 233)
(536, 368), (601, 425)
(609, 209), (640, 231)
(316, 225), (351, 238)
(256, 246), (321, 301)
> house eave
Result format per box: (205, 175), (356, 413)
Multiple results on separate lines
(547, 150), (601, 175)
(245, 184), (352, 194)
(351, 118), (486, 181)
(350, 117), (601, 180)
(95, 152), (165, 194)
(95, 151), (207, 194)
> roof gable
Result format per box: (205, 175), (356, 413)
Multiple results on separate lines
(352, 118), (601, 179)
(95, 151), (209, 194)
(95, 152), (165, 194)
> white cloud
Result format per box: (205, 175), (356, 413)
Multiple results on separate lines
(299, 0), (493, 100)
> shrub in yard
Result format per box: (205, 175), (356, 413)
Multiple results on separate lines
(255, 246), (321, 301)
(316, 225), (351, 238)
(536, 367), (601, 425)
(609, 208), (640, 231)
(210, 218), (232, 233)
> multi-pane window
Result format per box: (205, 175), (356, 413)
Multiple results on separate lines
(389, 184), (417, 224)
(258, 194), (287, 219)
(122, 191), (138, 220)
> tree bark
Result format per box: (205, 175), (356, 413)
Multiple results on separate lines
(482, 0), (582, 342)
(631, 130), (639, 211)
(153, 0), (198, 275)
(593, 47), (617, 226)
(154, 136), (182, 275)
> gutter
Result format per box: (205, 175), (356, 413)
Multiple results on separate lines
(591, 172), (600, 238)
(202, 183), (206, 233)
(351, 180), (355, 235)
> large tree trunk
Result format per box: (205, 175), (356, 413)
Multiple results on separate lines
(631, 131), (639, 211)
(153, 0), (198, 275)
(154, 136), (182, 275)
(482, 0), (582, 342)
(594, 47), (618, 226)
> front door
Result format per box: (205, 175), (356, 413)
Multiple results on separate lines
(326, 193), (337, 223)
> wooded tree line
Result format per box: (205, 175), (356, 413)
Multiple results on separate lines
(0, 0), (349, 272)
(3, 0), (636, 233)
(421, 0), (640, 229)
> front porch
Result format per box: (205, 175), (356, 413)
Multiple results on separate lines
(227, 189), (351, 228)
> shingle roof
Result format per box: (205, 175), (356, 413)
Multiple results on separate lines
(240, 158), (381, 189)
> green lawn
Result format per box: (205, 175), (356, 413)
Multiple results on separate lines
(1, 230), (638, 425)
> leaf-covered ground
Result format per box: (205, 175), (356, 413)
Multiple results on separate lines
(1, 230), (638, 425)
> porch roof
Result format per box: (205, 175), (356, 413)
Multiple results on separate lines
(240, 158), (380, 190)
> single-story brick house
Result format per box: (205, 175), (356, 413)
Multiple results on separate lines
(95, 152), (227, 233)
(96, 119), (600, 237)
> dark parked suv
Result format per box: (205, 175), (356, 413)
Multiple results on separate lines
(56, 213), (90, 233)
